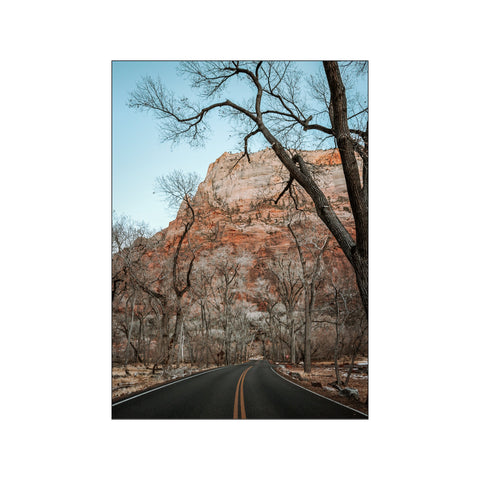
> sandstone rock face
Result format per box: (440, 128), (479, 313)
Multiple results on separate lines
(148, 148), (359, 308)
(198, 148), (347, 209)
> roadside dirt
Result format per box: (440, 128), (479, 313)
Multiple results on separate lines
(272, 359), (368, 415)
(112, 363), (216, 402)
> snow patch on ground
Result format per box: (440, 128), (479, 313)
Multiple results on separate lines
(324, 386), (337, 392)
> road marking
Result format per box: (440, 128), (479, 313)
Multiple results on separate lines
(112, 365), (228, 407)
(240, 366), (251, 419)
(233, 366), (253, 419)
(233, 369), (245, 419)
(271, 366), (368, 418)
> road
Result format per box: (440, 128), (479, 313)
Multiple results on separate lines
(112, 360), (367, 419)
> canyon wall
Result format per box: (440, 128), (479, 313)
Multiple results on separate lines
(145, 148), (359, 309)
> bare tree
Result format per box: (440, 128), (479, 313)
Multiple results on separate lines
(287, 219), (329, 373)
(154, 170), (201, 366)
(112, 213), (155, 373)
(190, 258), (215, 366)
(128, 61), (368, 314)
(343, 307), (367, 386)
(112, 212), (153, 301)
(112, 211), (179, 374)
(331, 285), (347, 386)
(318, 281), (366, 386)
(230, 303), (255, 363)
(253, 278), (285, 362)
(205, 249), (251, 365)
(265, 255), (304, 364)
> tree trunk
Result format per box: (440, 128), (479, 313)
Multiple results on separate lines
(168, 299), (183, 367)
(124, 291), (137, 371)
(288, 309), (296, 364)
(352, 250), (368, 314)
(178, 321), (184, 365)
(333, 325), (341, 386)
(333, 287), (343, 385)
(345, 326), (366, 386)
(160, 313), (169, 365)
(137, 315), (143, 365)
(152, 310), (168, 375)
(324, 61), (368, 314)
(225, 318), (231, 365)
(128, 340), (143, 364)
(258, 63), (368, 317)
(200, 301), (210, 367)
(344, 352), (355, 387)
(304, 303), (312, 373)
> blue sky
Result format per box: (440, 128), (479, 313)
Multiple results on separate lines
(112, 61), (366, 232)
(113, 61), (254, 231)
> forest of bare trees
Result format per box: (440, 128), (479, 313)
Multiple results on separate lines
(112, 190), (367, 386)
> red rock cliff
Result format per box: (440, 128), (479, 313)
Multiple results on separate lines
(147, 148), (360, 307)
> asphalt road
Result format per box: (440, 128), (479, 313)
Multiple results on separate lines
(112, 360), (367, 419)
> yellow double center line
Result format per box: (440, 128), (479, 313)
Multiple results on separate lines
(233, 366), (253, 419)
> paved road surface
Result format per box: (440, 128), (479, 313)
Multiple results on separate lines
(112, 360), (367, 419)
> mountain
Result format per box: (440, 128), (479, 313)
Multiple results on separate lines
(151, 147), (358, 294)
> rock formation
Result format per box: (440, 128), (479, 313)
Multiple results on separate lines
(147, 147), (359, 304)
